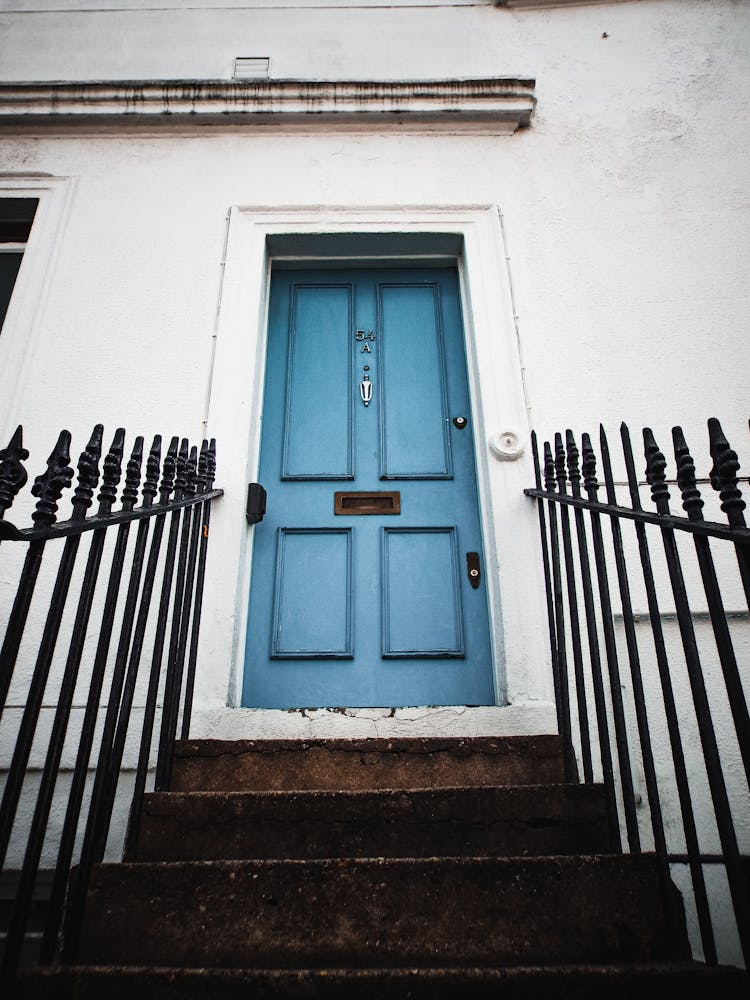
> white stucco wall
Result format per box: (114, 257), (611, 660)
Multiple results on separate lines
(2, 0), (748, 717)
(0, 1), (748, 961)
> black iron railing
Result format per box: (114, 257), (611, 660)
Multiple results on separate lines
(526, 417), (750, 969)
(0, 424), (222, 988)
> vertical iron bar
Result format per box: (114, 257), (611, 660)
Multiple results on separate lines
(709, 418), (750, 615)
(0, 540), (46, 719)
(596, 430), (677, 932)
(674, 425), (750, 785)
(554, 432), (593, 782)
(0, 432), (77, 873)
(544, 442), (577, 782)
(530, 432), (562, 737)
(155, 440), (191, 790)
(159, 446), (202, 787)
(180, 440), (211, 740)
(61, 437), (171, 963)
(39, 435), (142, 965)
(1, 426), (110, 983)
(620, 423), (717, 964)
(84, 437), (163, 864)
(123, 436), (184, 852)
(644, 426), (749, 966)
(575, 428), (640, 852)
(0, 430), (73, 720)
(569, 431), (621, 853)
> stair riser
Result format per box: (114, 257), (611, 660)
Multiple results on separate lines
(77, 856), (686, 969)
(132, 786), (612, 861)
(19, 965), (750, 1000)
(170, 737), (566, 792)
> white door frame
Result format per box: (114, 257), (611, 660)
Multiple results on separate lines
(199, 204), (554, 735)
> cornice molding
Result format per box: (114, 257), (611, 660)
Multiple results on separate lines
(497, 0), (636, 7)
(0, 78), (536, 133)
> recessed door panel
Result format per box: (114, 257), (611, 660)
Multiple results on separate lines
(382, 528), (463, 657)
(271, 528), (352, 658)
(243, 266), (495, 709)
(379, 284), (452, 479)
(282, 284), (353, 480)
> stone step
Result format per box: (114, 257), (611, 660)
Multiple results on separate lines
(169, 736), (566, 792)
(130, 784), (613, 862)
(18, 962), (749, 999)
(76, 855), (687, 969)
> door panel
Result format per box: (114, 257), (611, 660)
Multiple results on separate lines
(271, 528), (353, 658)
(242, 266), (495, 709)
(379, 284), (452, 478)
(282, 284), (354, 480)
(382, 527), (464, 657)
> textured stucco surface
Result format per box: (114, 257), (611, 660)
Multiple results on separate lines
(0, 7), (748, 966)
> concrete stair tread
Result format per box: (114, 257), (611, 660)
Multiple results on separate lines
(170, 735), (566, 791)
(131, 783), (612, 860)
(77, 854), (688, 969)
(141, 781), (601, 799)
(18, 962), (749, 999)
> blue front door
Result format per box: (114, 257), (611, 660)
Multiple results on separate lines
(242, 266), (495, 708)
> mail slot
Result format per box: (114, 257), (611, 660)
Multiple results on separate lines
(334, 491), (401, 515)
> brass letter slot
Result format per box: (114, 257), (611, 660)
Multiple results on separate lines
(334, 491), (401, 515)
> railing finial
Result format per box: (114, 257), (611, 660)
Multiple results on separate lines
(554, 432), (567, 493)
(143, 435), (162, 506)
(31, 430), (74, 528)
(71, 424), (104, 519)
(643, 427), (670, 515)
(122, 436), (144, 512)
(543, 441), (556, 492)
(708, 417), (746, 528)
(672, 425), (704, 522)
(185, 445), (198, 498)
(581, 432), (599, 497)
(174, 438), (190, 498)
(206, 439), (217, 492)
(98, 428), (126, 513)
(195, 440), (209, 495)
(159, 437), (179, 503)
(0, 425), (29, 518)
(565, 430), (581, 497)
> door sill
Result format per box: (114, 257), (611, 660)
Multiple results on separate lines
(189, 703), (557, 741)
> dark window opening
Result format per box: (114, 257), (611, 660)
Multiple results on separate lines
(0, 198), (38, 332)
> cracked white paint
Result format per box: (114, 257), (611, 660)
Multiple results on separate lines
(193, 703), (558, 741)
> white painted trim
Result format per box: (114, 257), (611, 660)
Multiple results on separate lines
(0, 79), (536, 134)
(202, 205), (554, 732)
(4, 1), (496, 12)
(3, 0), (636, 9)
(499, 0), (637, 8)
(0, 175), (77, 443)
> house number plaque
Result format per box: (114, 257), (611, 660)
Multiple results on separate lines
(355, 329), (376, 353)
(356, 330), (376, 406)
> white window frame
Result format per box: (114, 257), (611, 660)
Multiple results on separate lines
(0, 176), (77, 443)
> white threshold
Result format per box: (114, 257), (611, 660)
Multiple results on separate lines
(190, 703), (559, 740)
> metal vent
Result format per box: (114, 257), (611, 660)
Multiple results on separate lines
(233, 57), (270, 79)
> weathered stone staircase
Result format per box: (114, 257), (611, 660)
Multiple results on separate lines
(18, 735), (748, 997)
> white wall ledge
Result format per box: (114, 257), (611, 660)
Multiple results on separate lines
(0, 78), (536, 132)
(497, 0), (637, 7)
